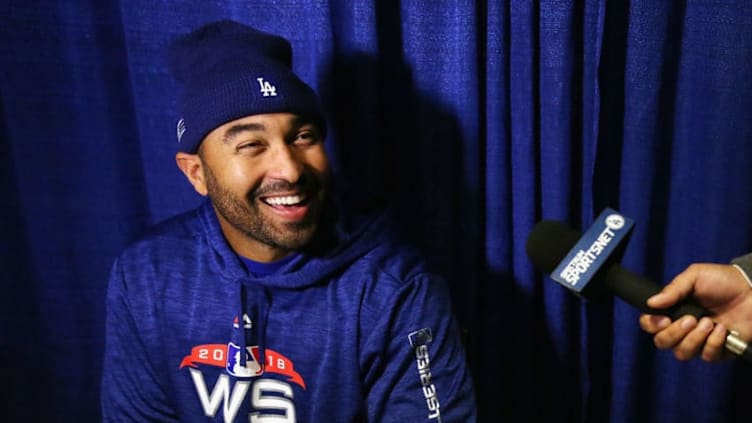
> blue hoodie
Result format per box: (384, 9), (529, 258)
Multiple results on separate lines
(101, 201), (477, 422)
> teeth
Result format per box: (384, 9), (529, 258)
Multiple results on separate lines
(265, 195), (303, 206)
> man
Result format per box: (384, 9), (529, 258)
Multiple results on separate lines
(639, 253), (752, 362)
(100, 20), (477, 422)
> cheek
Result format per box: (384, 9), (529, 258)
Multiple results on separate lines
(216, 161), (265, 193)
(306, 149), (329, 174)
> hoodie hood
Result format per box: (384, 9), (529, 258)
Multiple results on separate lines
(199, 199), (394, 287)
(197, 199), (394, 369)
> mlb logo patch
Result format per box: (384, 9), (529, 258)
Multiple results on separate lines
(226, 342), (263, 377)
(408, 328), (433, 347)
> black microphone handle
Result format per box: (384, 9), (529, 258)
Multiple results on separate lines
(525, 219), (751, 362)
(604, 264), (752, 362)
(602, 264), (707, 320)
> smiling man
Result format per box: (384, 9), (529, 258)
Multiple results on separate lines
(177, 113), (329, 262)
(100, 20), (477, 422)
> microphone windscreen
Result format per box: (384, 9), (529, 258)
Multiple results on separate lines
(525, 220), (581, 273)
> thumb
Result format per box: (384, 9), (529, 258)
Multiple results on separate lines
(647, 266), (699, 308)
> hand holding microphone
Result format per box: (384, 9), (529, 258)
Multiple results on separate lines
(526, 209), (752, 363)
(640, 262), (752, 362)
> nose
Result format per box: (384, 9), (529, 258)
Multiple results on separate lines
(268, 143), (304, 183)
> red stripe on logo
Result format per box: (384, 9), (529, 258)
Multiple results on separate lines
(180, 344), (306, 389)
(179, 344), (227, 369)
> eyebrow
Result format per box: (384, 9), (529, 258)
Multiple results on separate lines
(220, 117), (319, 143)
(222, 123), (267, 143)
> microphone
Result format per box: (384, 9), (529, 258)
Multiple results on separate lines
(525, 214), (752, 363)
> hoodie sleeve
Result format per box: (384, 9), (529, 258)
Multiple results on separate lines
(731, 253), (752, 287)
(100, 258), (177, 422)
(360, 273), (477, 423)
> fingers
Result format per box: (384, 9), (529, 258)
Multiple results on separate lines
(700, 323), (728, 362)
(640, 314), (729, 361)
(650, 315), (697, 352)
(671, 317), (715, 360)
(639, 314), (671, 334)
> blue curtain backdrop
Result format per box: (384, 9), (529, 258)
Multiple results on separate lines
(2, 0), (752, 422)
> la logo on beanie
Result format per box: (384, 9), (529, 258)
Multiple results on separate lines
(256, 77), (277, 97)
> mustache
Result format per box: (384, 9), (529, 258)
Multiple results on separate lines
(251, 173), (324, 198)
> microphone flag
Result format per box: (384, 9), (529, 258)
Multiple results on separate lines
(551, 208), (634, 295)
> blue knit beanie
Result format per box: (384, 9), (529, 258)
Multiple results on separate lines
(168, 20), (325, 153)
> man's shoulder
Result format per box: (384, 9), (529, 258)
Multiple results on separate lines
(343, 232), (439, 295)
(117, 206), (205, 264)
(107, 205), (225, 298)
(342, 231), (454, 331)
(335, 207), (439, 287)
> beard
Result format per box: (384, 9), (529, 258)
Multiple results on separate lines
(202, 164), (326, 252)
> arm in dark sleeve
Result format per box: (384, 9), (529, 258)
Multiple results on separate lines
(360, 273), (477, 423)
(731, 253), (752, 286)
(100, 258), (177, 422)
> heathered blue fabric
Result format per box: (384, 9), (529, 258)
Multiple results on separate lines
(101, 200), (477, 422)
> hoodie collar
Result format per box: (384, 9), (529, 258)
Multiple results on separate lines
(197, 198), (394, 372)
(199, 198), (392, 288)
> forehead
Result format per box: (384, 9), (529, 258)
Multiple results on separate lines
(219, 113), (314, 135)
(199, 112), (322, 154)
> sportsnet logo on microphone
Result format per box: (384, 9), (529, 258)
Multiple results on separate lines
(551, 208), (634, 294)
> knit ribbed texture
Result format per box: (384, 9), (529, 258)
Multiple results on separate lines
(168, 20), (324, 153)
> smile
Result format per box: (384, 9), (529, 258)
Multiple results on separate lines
(261, 194), (307, 207)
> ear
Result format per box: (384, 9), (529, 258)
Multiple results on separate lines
(175, 152), (208, 196)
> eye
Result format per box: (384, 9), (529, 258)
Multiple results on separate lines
(292, 129), (321, 147)
(235, 140), (266, 154)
